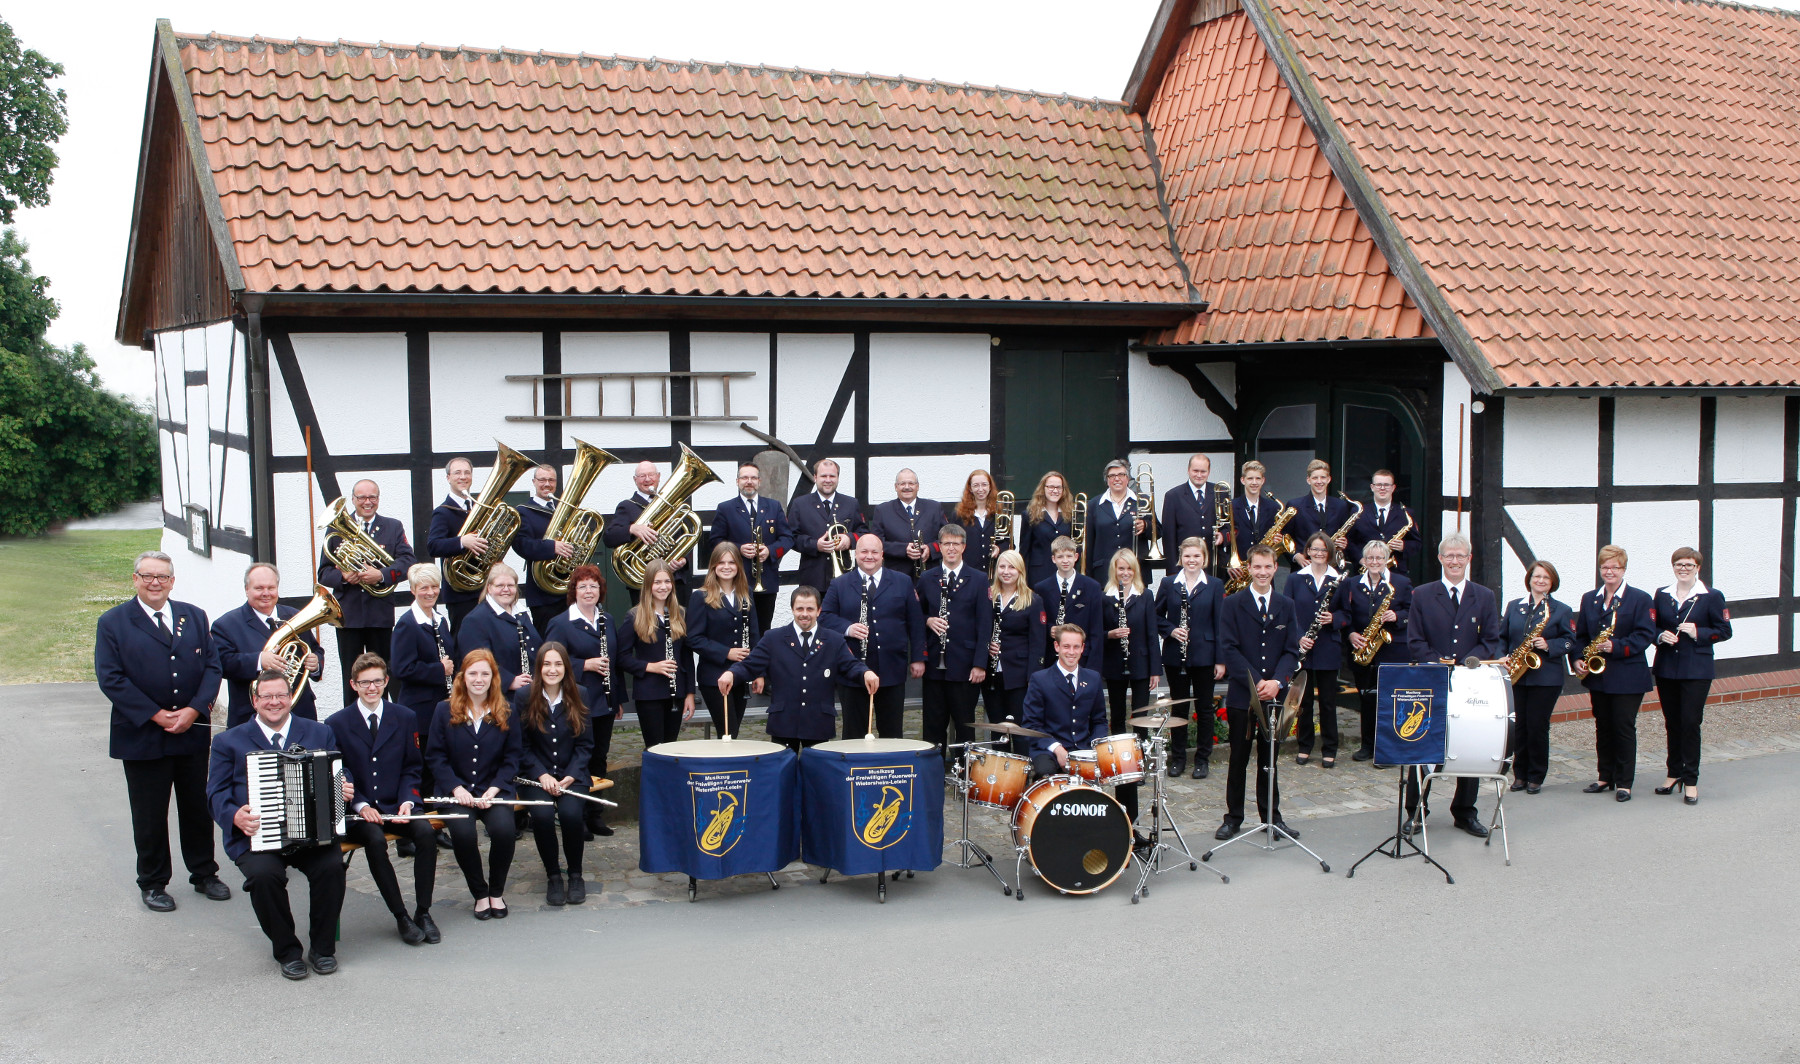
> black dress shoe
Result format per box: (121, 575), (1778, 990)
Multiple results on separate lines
(436, 828), (455, 850)
(395, 837), (417, 858)
(583, 824), (596, 841)
(279, 958), (309, 980)
(1351, 747), (1373, 762)
(1684, 788), (1699, 806)
(1192, 760), (1209, 780)
(1271, 820), (1299, 839)
(1525, 783), (1541, 794)
(395, 913), (426, 945)
(566, 874), (587, 905)
(1510, 779), (1528, 792)
(546, 874), (567, 906)
(490, 900), (508, 919)
(1582, 781), (1615, 793)
(1615, 789), (1631, 802)
(1401, 814), (1421, 840)
(473, 904), (493, 921)
(1214, 820), (1241, 840)
(1168, 754), (1186, 777)
(194, 875), (231, 901)
(307, 951), (338, 975)
(1454, 817), (1489, 838)
(592, 821), (614, 837)
(141, 888), (176, 913)
(414, 909), (441, 943)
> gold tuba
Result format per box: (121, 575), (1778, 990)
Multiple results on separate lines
(321, 498), (398, 596)
(444, 441), (537, 594)
(612, 443), (722, 589)
(265, 585), (342, 703)
(529, 439), (621, 596)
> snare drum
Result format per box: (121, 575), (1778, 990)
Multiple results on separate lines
(966, 749), (1030, 810)
(1069, 750), (1101, 784)
(1092, 733), (1146, 784)
(1010, 776), (1132, 894)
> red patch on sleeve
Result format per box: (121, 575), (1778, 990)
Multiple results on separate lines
(1648, 608), (1657, 622)
(1722, 609), (1731, 620)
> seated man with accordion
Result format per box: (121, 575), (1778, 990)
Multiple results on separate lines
(206, 668), (349, 980)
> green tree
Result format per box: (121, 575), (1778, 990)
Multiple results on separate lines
(0, 22), (155, 535)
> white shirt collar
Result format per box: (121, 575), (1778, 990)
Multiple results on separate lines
(1181, 570), (1207, 588)
(448, 492), (472, 508)
(1058, 572), (1076, 589)
(794, 622), (817, 640)
(1106, 490), (1131, 507)
(1308, 566), (1341, 584)
(489, 598), (525, 618)
(567, 603), (600, 624)
(1661, 580), (1707, 604)
(861, 569), (880, 587)
(257, 715), (292, 746)
(533, 494), (554, 507)
(251, 606), (279, 625)
(358, 699), (383, 723)
(817, 490), (836, 503)
(411, 602), (444, 627)
(1058, 663), (1080, 682)
(742, 494), (759, 510)
(1365, 571), (1386, 591)
(943, 564), (962, 580)
(634, 490), (653, 504)
(138, 598), (173, 625)
(1441, 576), (1468, 595)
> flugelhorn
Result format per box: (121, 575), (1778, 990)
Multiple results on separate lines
(445, 441), (537, 593)
(320, 498), (398, 596)
(612, 443), (722, 589)
(529, 439), (620, 596)
(265, 585), (341, 703)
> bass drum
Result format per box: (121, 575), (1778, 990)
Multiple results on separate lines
(1010, 776), (1132, 895)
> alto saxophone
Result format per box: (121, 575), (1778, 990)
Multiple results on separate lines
(1581, 608), (1618, 676)
(1352, 580), (1397, 667)
(1505, 602), (1550, 683)
(1225, 499), (1297, 595)
(1329, 492), (1363, 568)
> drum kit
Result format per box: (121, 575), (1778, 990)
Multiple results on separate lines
(948, 698), (1226, 902)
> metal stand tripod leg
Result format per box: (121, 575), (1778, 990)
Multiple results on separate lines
(1201, 708), (1330, 872)
(948, 744), (1012, 896)
(1132, 733), (1226, 902)
(1485, 776), (1510, 865)
(1346, 766), (1454, 883)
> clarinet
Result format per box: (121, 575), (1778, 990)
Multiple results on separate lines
(935, 570), (954, 672)
(663, 615), (676, 694)
(596, 615), (613, 703)
(1117, 594), (1131, 664)
(857, 576), (871, 662)
(737, 592), (752, 652)
(989, 593), (1005, 672)
(1177, 579), (1190, 666)
(516, 616), (531, 682)
(1300, 575), (1340, 648)
(1056, 582), (1068, 626)
(431, 615), (454, 695)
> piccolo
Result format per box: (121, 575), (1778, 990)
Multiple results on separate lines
(423, 796), (558, 806)
(513, 776), (619, 807)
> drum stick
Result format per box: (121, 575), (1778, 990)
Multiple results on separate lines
(513, 776), (619, 807)
(865, 690), (877, 742)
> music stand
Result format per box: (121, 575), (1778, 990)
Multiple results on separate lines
(1128, 705), (1227, 901)
(1346, 663), (1454, 882)
(1202, 670), (1331, 873)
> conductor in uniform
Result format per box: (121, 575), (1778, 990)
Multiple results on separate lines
(721, 586), (877, 750)
(95, 550), (230, 912)
(208, 669), (347, 979)
(1404, 532), (1500, 837)
(1216, 545), (1301, 840)
(212, 562), (321, 728)
(318, 478), (414, 702)
(820, 534), (927, 738)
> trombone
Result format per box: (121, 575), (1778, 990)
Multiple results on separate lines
(1132, 463), (1162, 561)
(1071, 492), (1089, 573)
(990, 490), (1016, 579)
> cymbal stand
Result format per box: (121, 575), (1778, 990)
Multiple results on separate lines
(1202, 702), (1331, 873)
(1131, 727), (1225, 902)
(946, 739), (1011, 896)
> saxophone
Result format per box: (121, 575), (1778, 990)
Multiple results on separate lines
(1505, 602), (1550, 683)
(1352, 580), (1398, 667)
(1225, 499), (1297, 595)
(1329, 492), (1363, 568)
(1581, 606), (1618, 676)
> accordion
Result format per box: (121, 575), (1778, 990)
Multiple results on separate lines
(247, 748), (347, 853)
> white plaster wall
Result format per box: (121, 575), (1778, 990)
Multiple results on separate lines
(1502, 396), (1597, 487)
(1197, 362), (1235, 404)
(155, 332), (186, 425)
(1503, 503), (1597, 602)
(1717, 614), (1776, 661)
(158, 430), (184, 513)
(430, 332), (544, 454)
(1128, 349), (1229, 440)
(557, 332), (674, 450)
(774, 333), (855, 447)
(868, 454), (991, 509)
(158, 527), (255, 630)
(217, 448), (253, 533)
(1440, 363), (1471, 498)
(185, 376), (210, 523)
(868, 334), (989, 443)
(689, 332), (769, 448)
(1710, 498), (1783, 600)
(203, 321), (238, 433)
(278, 333), (410, 457)
(1614, 396), (1699, 487)
(1714, 397), (1786, 484)
(1611, 501), (1698, 591)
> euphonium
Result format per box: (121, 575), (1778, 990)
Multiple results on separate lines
(529, 439), (621, 596)
(1506, 602), (1550, 683)
(1071, 492), (1089, 571)
(1581, 611), (1617, 676)
(445, 441), (537, 593)
(612, 443), (722, 589)
(1133, 464), (1163, 561)
(1352, 579), (1398, 667)
(321, 498), (398, 596)
(264, 585), (342, 703)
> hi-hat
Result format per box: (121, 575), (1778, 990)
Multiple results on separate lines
(1129, 712), (1190, 729)
(1135, 697), (1196, 713)
(975, 721), (1048, 738)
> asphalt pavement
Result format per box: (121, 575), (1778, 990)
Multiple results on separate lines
(3, 682), (1796, 1063)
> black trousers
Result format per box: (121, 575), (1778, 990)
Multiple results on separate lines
(336, 627), (392, 703)
(980, 679), (1026, 754)
(1104, 678), (1149, 823)
(121, 753), (217, 890)
(1295, 667), (1340, 757)
(922, 677), (980, 756)
(1029, 752), (1137, 824)
(1590, 691), (1643, 788)
(753, 592), (777, 637)
(1656, 678), (1709, 785)
(443, 804), (516, 898)
(528, 791), (591, 876)
(1166, 667), (1215, 759)
(1511, 684), (1558, 785)
(1224, 706), (1280, 824)
(698, 684), (748, 739)
(772, 735), (823, 753)
(343, 817), (436, 916)
(1404, 773), (1479, 821)
(1351, 662), (1381, 753)
(445, 598), (478, 634)
(636, 698), (685, 748)
(528, 603), (564, 636)
(840, 683), (905, 740)
(234, 846), (345, 963)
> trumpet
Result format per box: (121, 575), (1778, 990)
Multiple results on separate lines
(1132, 464), (1163, 561)
(444, 441), (535, 593)
(613, 444), (722, 589)
(529, 439), (620, 596)
(1071, 492), (1089, 572)
(265, 585), (341, 703)
(320, 498), (398, 596)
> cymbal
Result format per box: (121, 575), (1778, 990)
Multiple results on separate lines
(975, 721), (1048, 738)
(1135, 697), (1196, 713)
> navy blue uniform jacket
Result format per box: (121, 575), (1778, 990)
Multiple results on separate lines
(317, 513), (413, 628)
(616, 609), (695, 701)
(513, 497), (572, 609)
(95, 599), (222, 761)
(1086, 495), (1146, 581)
(212, 602), (321, 727)
(425, 495), (481, 608)
(1502, 596), (1576, 687)
(868, 498), (946, 575)
(1021, 511), (1072, 589)
(457, 603), (543, 694)
(787, 492), (868, 593)
(1033, 572), (1106, 670)
(1287, 494), (1352, 565)
(425, 701), (523, 798)
(1221, 589), (1300, 709)
(326, 700), (423, 813)
(1288, 569), (1348, 671)
(1099, 590), (1163, 682)
(1229, 495), (1284, 564)
(1572, 586), (1656, 694)
(959, 512), (1000, 576)
(509, 689), (594, 782)
(542, 608), (627, 712)
(389, 606), (456, 713)
(686, 588), (762, 690)
(728, 625), (870, 742)
(602, 491), (654, 550)
(706, 495), (794, 595)
(916, 566), (993, 681)
(1161, 481), (1221, 572)
(987, 591), (1048, 690)
(1652, 585), (1732, 681)
(1020, 665), (1109, 758)
(1345, 572), (1412, 667)
(1155, 573), (1226, 672)
(1407, 580), (1503, 664)
(207, 715), (337, 862)
(820, 568), (927, 686)
(1348, 502), (1417, 576)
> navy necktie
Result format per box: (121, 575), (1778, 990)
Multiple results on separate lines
(367, 713), (379, 742)
(1450, 587), (1461, 611)
(155, 612), (171, 638)
(270, 731), (284, 750)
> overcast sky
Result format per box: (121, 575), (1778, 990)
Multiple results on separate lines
(9, 0), (1797, 402)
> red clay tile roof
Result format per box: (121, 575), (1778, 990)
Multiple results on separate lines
(1143, 12), (1429, 346)
(1137, 0), (1800, 388)
(170, 31), (1196, 309)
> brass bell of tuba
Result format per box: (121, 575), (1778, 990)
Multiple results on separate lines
(444, 441), (538, 594)
(321, 498), (399, 596)
(529, 439), (621, 597)
(265, 585), (342, 703)
(611, 443), (722, 590)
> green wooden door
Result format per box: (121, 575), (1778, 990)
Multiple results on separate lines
(999, 348), (1119, 497)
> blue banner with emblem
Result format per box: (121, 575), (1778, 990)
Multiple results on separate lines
(799, 744), (945, 877)
(638, 745), (799, 879)
(1374, 663), (1449, 766)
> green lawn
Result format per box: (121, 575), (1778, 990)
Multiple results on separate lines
(0, 530), (161, 684)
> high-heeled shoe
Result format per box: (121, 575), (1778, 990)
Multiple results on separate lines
(1684, 786), (1699, 805)
(1654, 778), (1679, 795)
(1582, 781), (1615, 793)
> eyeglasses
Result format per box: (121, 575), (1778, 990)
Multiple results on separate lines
(352, 678), (387, 688)
(134, 571), (173, 583)
(1441, 552), (1470, 561)
(352, 494), (380, 502)
(1672, 561), (1698, 570)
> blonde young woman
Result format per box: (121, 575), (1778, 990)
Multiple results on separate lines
(1023, 471), (1074, 588)
(618, 559), (696, 747)
(1100, 549), (1161, 826)
(688, 542), (762, 739)
(426, 648), (522, 919)
(982, 549), (1046, 747)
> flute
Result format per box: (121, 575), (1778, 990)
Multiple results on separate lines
(424, 796), (558, 806)
(514, 776), (620, 807)
(375, 812), (470, 821)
